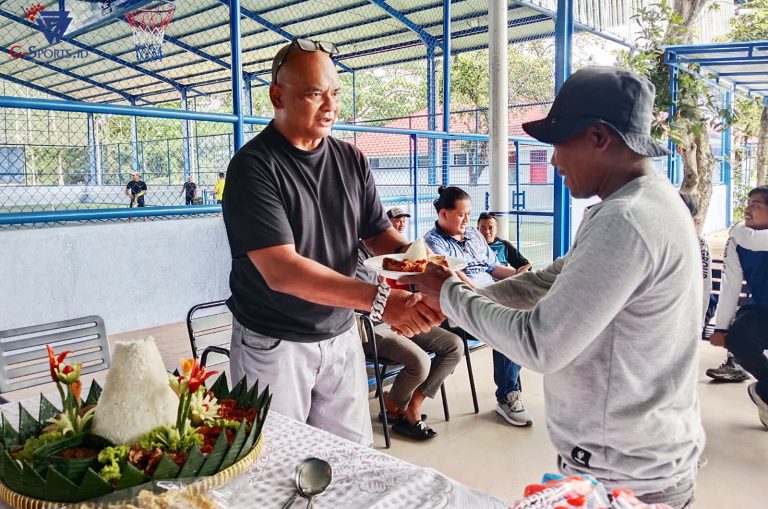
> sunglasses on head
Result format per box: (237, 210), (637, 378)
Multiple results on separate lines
(272, 38), (339, 84)
(478, 212), (497, 220)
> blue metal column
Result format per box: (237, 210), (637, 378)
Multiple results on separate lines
(553, 0), (573, 258)
(667, 66), (678, 183)
(441, 0), (451, 185)
(427, 43), (437, 185)
(230, 0), (245, 150)
(722, 88), (733, 226)
(180, 87), (191, 180)
(130, 98), (139, 174)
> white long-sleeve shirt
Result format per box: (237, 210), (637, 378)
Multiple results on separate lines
(714, 222), (768, 331)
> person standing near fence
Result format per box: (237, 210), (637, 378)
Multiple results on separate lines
(125, 171), (147, 207)
(213, 172), (226, 204)
(221, 38), (441, 445)
(180, 175), (197, 205)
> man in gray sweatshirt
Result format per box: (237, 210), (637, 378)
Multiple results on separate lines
(401, 67), (704, 508)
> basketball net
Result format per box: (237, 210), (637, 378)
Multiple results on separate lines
(125, 2), (175, 63)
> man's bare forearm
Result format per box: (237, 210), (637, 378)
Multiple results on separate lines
(248, 247), (378, 311)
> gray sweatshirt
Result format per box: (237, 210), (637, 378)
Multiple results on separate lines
(440, 175), (704, 495)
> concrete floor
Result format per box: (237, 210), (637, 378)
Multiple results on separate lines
(371, 342), (767, 507)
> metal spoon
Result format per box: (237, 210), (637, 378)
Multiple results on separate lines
(296, 457), (333, 509)
(281, 458), (333, 509)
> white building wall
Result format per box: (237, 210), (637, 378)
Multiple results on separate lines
(0, 217), (231, 335)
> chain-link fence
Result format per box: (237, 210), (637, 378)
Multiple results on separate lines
(4, 0), (732, 261)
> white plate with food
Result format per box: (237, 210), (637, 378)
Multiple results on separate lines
(363, 253), (467, 279)
(363, 239), (467, 279)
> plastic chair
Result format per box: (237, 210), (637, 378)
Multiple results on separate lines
(0, 315), (111, 402)
(186, 300), (232, 368)
(357, 313), (449, 448)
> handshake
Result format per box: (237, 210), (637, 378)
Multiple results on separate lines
(381, 263), (456, 337)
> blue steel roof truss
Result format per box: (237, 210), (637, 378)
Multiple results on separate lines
(0, 0), (613, 107)
(665, 41), (768, 106)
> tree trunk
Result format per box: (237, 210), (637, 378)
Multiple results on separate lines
(755, 107), (768, 186)
(669, 0), (709, 43)
(679, 128), (715, 234)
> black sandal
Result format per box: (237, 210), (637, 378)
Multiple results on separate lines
(392, 417), (437, 441)
(378, 412), (427, 423)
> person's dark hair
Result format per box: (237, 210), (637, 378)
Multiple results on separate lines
(218, 172), (225, 178)
(748, 185), (768, 201)
(433, 185), (469, 212)
(679, 192), (698, 217)
(477, 212), (498, 224)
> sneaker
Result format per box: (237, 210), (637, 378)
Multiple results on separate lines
(705, 356), (750, 382)
(747, 383), (768, 428)
(495, 391), (533, 427)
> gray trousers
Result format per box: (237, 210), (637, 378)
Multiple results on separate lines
(364, 324), (463, 409)
(230, 317), (373, 446)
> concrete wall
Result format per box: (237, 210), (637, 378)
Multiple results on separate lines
(0, 217), (230, 335)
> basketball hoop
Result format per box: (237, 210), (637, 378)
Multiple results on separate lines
(125, 1), (175, 63)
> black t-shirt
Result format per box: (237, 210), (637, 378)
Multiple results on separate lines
(498, 238), (529, 269)
(126, 180), (147, 196)
(183, 181), (196, 197)
(222, 122), (390, 342)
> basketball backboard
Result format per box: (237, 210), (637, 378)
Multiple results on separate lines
(64, 0), (156, 38)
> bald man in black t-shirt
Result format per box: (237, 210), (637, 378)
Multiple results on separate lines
(222, 39), (441, 445)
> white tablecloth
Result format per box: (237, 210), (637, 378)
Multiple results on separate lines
(0, 399), (507, 509)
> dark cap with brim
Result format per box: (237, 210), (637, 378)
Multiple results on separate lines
(522, 67), (669, 158)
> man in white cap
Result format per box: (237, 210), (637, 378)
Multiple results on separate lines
(402, 67), (704, 508)
(386, 207), (410, 234)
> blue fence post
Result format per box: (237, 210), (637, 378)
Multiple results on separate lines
(412, 134), (420, 237)
(130, 98), (139, 173)
(667, 66), (678, 183)
(723, 88), (733, 226)
(180, 87), (191, 180)
(426, 43), (437, 186)
(166, 139), (171, 185)
(86, 113), (99, 185)
(441, 1), (451, 185)
(552, 0), (573, 259)
(515, 140), (521, 243)
(117, 143), (122, 183)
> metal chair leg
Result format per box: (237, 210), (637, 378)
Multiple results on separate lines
(463, 334), (480, 414)
(440, 383), (450, 421)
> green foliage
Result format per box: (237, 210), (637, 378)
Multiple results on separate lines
(338, 63), (427, 124)
(616, 0), (716, 144)
(729, 0), (768, 41)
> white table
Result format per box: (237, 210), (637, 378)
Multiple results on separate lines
(0, 399), (507, 509)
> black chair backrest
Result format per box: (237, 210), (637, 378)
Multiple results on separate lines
(186, 300), (232, 367)
(0, 315), (111, 395)
(711, 258), (751, 308)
